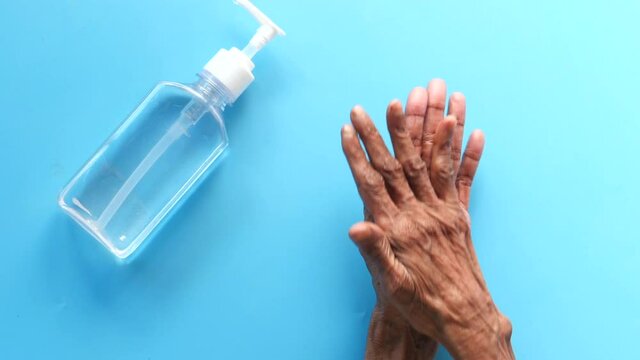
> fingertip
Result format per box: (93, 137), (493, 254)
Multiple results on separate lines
(427, 79), (447, 110)
(341, 125), (357, 154)
(469, 129), (485, 149)
(466, 130), (486, 154)
(442, 115), (458, 130)
(433, 116), (456, 147)
(351, 105), (364, 120)
(409, 86), (427, 98)
(348, 222), (371, 242)
(386, 99), (403, 115)
(406, 87), (428, 114)
(428, 78), (447, 92)
(341, 124), (355, 136)
(450, 91), (466, 103)
(470, 129), (485, 143)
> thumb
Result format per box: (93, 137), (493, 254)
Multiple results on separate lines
(349, 222), (399, 280)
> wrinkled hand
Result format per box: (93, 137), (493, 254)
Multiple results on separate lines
(359, 80), (481, 360)
(342, 80), (513, 359)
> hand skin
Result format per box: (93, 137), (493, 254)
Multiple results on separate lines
(342, 79), (514, 360)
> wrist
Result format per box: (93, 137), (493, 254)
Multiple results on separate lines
(366, 303), (438, 360)
(440, 302), (514, 360)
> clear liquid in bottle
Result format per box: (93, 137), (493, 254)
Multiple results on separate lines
(59, 74), (230, 259)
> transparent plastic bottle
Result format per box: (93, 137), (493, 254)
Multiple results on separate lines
(59, 73), (232, 258)
(58, 0), (284, 259)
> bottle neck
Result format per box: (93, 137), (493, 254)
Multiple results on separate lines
(193, 70), (234, 110)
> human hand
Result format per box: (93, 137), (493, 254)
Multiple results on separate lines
(342, 80), (513, 359)
(361, 80), (481, 360)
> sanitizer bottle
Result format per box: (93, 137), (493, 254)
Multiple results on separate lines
(58, 0), (285, 259)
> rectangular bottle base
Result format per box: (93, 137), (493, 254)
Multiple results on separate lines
(59, 198), (137, 259)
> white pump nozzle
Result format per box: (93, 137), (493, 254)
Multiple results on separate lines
(203, 0), (285, 103)
(236, 0), (286, 58)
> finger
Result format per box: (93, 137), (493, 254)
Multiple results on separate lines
(447, 92), (466, 173)
(430, 116), (457, 201)
(349, 221), (404, 287)
(386, 100), (437, 203)
(342, 124), (397, 225)
(421, 79), (448, 169)
(405, 87), (428, 154)
(456, 130), (485, 209)
(350, 106), (415, 206)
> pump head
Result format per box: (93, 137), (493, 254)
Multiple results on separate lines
(203, 0), (285, 103)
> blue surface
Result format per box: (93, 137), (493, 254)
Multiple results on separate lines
(1, 0), (639, 358)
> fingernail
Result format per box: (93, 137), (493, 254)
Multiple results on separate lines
(471, 129), (485, 142)
(342, 124), (355, 135)
(450, 92), (465, 101)
(351, 105), (364, 119)
(428, 78), (446, 90)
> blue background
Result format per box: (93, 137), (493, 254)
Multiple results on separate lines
(1, 0), (639, 358)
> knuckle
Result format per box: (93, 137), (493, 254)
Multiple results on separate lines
(456, 175), (472, 188)
(434, 158), (453, 180)
(362, 171), (385, 192)
(363, 207), (374, 221)
(402, 156), (427, 178)
(412, 137), (421, 147)
(463, 148), (482, 162)
(379, 157), (403, 179)
(450, 147), (462, 162)
(429, 98), (447, 111)
(437, 166), (453, 181)
(422, 132), (435, 146)
(501, 316), (514, 341)
(363, 124), (379, 138)
(393, 125), (411, 140)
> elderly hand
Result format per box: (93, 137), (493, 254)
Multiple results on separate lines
(342, 79), (513, 360)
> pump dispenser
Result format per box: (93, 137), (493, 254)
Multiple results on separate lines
(205, 0), (285, 102)
(58, 0), (285, 259)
